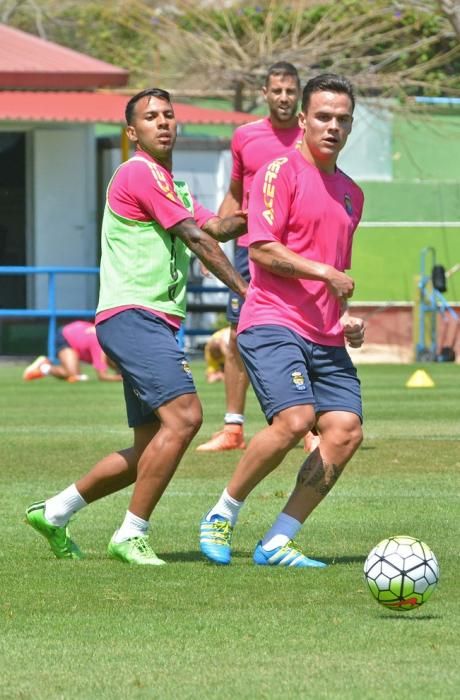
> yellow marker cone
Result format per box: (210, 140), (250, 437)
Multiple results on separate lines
(405, 369), (435, 388)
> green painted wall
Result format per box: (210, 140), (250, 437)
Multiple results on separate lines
(359, 181), (460, 222)
(393, 112), (460, 181)
(359, 110), (460, 222)
(351, 227), (460, 302)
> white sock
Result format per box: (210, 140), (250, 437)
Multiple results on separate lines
(261, 513), (302, 551)
(41, 362), (51, 376)
(44, 484), (87, 526)
(113, 511), (150, 543)
(206, 488), (244, 527)
(224, 413), (244, 426)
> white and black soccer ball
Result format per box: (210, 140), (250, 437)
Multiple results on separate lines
(363, 535), (439, 611)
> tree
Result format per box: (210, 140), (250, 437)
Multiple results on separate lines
(153, 0), (460, 109)
(1, 0), (459, 108)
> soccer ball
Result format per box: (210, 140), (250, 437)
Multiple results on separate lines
(363, 535), (439, 611)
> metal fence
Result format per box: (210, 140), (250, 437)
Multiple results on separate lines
(0, 266), (227, 360)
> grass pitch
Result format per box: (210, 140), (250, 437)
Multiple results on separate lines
(1, 361), (459, 699)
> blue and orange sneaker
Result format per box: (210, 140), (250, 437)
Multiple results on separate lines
(253, 540), (327, 568)
(199, 514), (233, 565)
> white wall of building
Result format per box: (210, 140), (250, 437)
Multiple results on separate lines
(32, 125), (98, 310)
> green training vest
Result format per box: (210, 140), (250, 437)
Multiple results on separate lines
(97, 157), (193, 318)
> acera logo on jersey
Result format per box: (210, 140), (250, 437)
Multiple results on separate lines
(262, 157), (288, 225)
(148, 162), (179, 203)
(344, 193), (353, 215)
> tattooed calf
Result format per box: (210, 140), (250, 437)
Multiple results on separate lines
(296, 449), (342, 497)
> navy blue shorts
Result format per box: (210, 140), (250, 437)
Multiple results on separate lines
(226, 245), (250, 324)
(237, 325), (362, 423)
(55, 327), (71, 354)
(96, 309), (197, 428)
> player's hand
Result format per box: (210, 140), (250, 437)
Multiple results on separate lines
(233, 209), (248, 220)
(341, 315), (365, 348)
(324, 267), (355, 300)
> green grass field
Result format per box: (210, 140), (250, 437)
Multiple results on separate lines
(1, 361), (459, 699)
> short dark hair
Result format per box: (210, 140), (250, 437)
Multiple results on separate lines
(125, 88), (172, 125)
(265, 61), (300, 89)
(301, 73), (355, 112)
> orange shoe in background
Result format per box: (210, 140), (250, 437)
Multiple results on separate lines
(23, 356), (50, 381)
(196, 424), (246, 452)
(67, 374), (89, 383)
(303, 431), (321, 453)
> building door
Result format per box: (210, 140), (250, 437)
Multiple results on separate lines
(0, 132), (26, 309)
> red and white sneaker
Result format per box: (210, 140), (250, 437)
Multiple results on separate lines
(196, 424), (246, 452)
(67, 374), (89, 383)
(23, 356), (51, 381)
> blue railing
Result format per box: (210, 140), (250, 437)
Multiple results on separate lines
(0, 266), (227, 359)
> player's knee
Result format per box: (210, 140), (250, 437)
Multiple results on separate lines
(326, 417), (363, 454)
(276, 408), (315, 446)
(182, 406), (203, 439)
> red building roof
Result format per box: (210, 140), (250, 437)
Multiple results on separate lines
(0, 23), (129, 89)
(0, 24), (257, 126)
(0, 90), (257, 125)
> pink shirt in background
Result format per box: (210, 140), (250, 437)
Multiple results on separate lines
(230, 118), (302, 247)
(238, 150), (364, 346)
(62, 321), (108, 372)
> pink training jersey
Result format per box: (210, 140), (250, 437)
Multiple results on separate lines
(97, 150), (216, 328)
(107, 150), (215, 229)
(238, 149), (364, 346)
(230, 117), (302, 247)
(62, 321), (108, 372)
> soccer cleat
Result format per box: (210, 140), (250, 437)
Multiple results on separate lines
(303, 431), (321, 453)
(67, 374), (89, 383)
(196, 424), (246, 452)
(25, 501), (83, 559)
(23, 356), (50, 381)
(253, 540), (327, 568)
(107, 535), (166, 566)
(199, 514), (233, 564)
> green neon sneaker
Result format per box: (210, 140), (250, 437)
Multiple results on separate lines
(107, 534), (166, 566)
(25, 501), (83, 560)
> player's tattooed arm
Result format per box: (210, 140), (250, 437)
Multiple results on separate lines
(168, 218), (248, 298)
(203, 214), (247, 242)
(296, 449), (342, 498)
(249, 241), (355, 299)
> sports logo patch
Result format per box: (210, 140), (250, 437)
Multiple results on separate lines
(148, 162), (179, 202)
(231, 297), (240, 314)
(344, 194), (353, 215)
(181, 359), (192, 376)
(291, 370), (306, 391)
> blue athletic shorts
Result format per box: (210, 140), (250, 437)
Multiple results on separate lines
(55, 327), (71, 354)
(96, 309), (197, 428)
(226, 245), (250, 324)
(237, 324), (362, 423)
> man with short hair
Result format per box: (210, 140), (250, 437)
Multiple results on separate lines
(200, 74), (365, 568)
(197, 61), (308, 452)
(25, 88), (247, 566)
